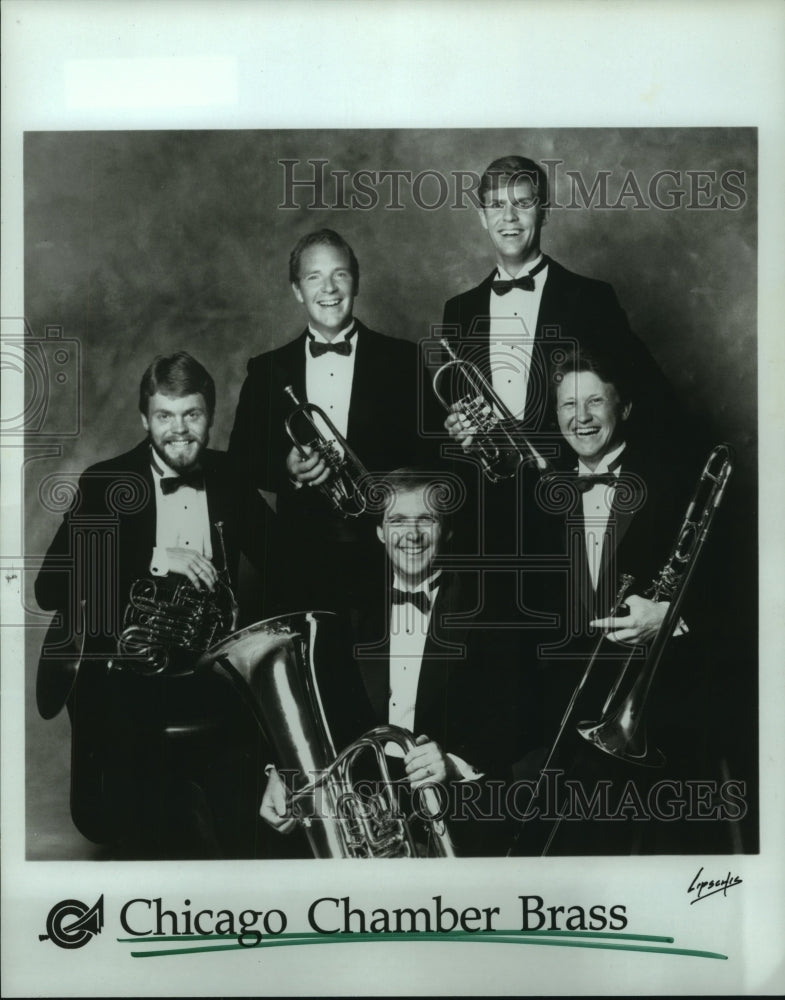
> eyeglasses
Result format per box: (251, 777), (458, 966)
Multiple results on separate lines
(482, 196), (540, 212)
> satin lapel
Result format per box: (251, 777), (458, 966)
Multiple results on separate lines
(460, 274), (495, 377)
(594, 471), (641, 616)
(275, 332), (308, 405)
(345, 323), (378, 447)
(202, 452), (231, 572)
(353, 598), (391, 726)
(414, 573), (467, 734)
(527, 257), (563, 432)
(569, 512), (596, 622)
(127, 442), (157, 554)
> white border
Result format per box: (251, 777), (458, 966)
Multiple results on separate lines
(3, 1), (784, 996)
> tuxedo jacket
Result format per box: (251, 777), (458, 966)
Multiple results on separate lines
(349, 570), (539, 779)
(527, 440), (699, 738)
(228, 321), (441, 510)
(34, 440), (273, 719)
(441, 258), (680, 447)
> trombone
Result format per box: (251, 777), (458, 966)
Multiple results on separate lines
(284, 386), (369, 518)
(576, 444), (733, 765)
(432, 338), (551, 481)
(508, 444), (733, 856)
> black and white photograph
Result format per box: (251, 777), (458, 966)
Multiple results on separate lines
(22, 127), (759, 864)
(2, 2), (784, 997)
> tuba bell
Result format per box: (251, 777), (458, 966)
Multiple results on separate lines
(284, 386), (370, 518)
(432, 338), (552, 481)
(198, 611), (456, 858)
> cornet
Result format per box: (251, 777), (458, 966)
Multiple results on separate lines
(432, 338), (551, 481)
(284, 386), (369, 518)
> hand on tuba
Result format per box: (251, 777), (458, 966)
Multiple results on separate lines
(259, 766), (297, 834)
(404, 734), (459, 788)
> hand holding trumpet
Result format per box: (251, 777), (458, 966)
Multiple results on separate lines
(444, 407), (478, 451)
(286, 444), (331, 487)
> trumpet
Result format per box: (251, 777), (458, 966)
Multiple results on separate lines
(116, 521), (239, 674)
(432, 338), (551, 481)
(198, 611), (455, 858)
(577, 444), (733, 765)
(284, 386), (369, 518)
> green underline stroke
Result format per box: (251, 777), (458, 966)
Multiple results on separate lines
(120, 928), (726, 961)
(119, 928), (675, 944)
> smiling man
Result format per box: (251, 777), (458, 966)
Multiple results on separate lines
(229, 228), (440, 612)
(526, 348), (697, 749)
(441, 155), (679, 508)
(504, 349), (705, 855)
(34, 351), (273, 859)
(552, 349), (679, 645)
(260, 468), (537, 856)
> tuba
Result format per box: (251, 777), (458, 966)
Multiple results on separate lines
(432, 338), (552, 481)
(576, 444), (733, 764)
(198, 611), (456, 858)
(116, 521), (239, 674)
(284, 386), (369, 518)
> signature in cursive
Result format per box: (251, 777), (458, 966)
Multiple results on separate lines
(687, 866), (742, 904)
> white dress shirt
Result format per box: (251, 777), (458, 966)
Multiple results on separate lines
(386, 572), (480, 778)
(304, 321), (357, 457)
(578, 441), (626, 590)
(387, 572), (437, 749)
(578, 443), (687, 635)
(489, 254), (548, 420)
(149, 453), (212, 576)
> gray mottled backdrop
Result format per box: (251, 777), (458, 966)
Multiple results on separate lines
(23, 128), (758, 857)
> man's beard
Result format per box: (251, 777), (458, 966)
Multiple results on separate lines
(149, 433), (207, 473)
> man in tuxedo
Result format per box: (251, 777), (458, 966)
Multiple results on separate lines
(508, 348), (703, 855)
(440, 154), (681, 561)
(443, 154), (676, 454)
(35, 352), (272, 858)
(260, 469), (536, 856)
(229, 228), (440, 614)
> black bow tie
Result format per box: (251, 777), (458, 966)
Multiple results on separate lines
(491, 256), (548, 295)
(575, 473), (618, 493)
(160, 469), (204, 495)
(308, 328), (356, 357)
(392, 588), (431, 614)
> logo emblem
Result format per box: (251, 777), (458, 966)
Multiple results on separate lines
(40, 895), (104, 949)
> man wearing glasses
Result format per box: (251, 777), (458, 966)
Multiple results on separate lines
(441, 154), (676, 480)
(439, 154), (680, 563)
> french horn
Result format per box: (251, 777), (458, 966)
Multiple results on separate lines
(116, 521), (239, 674)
